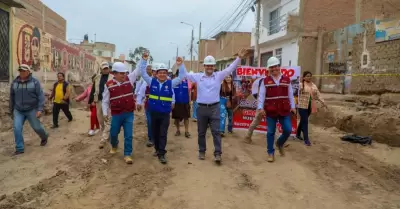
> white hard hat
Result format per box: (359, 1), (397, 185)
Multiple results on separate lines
(203, 55), (216, 65)
(157, 63), (168, 71)
(168, 69), (173, 73)
(267, 57), (280, 68)
(112, 62), (128, 73)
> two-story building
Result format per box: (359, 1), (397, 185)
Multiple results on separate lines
(212, 31), (251, 70)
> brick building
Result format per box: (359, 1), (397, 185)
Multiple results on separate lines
(251, 0), (400, 94)
(78, 34), (116, 62)
(14, 0), (66, 40)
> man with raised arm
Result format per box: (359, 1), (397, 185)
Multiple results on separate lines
(184, 48), (248, 164)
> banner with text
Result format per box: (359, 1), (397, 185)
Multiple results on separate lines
(232, 66), (301, 135)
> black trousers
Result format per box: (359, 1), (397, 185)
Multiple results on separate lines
(150, 111), (170, 156)
(53, 103), (73, 126)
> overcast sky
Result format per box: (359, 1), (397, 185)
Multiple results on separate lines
(41, 0), (254, 65)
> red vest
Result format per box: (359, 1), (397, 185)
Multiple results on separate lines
(263, 76), (291, 117)
(144, 85), (150, 110)
(106, 77), (135, 115)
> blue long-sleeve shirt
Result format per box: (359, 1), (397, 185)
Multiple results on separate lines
(10, 75), (45, 112)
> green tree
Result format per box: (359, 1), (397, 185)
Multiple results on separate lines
(129, 46), (154, 64)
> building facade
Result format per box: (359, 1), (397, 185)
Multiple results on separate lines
(78, 34), (116, 62)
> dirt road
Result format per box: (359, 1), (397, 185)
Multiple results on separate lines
(0, 108), (399, 209)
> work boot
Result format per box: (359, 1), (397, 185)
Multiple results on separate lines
(214, 155), (222, 164)
(99, 141), (106, 149)
(158, 155), (167, 164)
(244, 136), (252, 144)
(14, 150), (24, 155)
(40, 137), (48, 146)
(124, 156), (133, 164)
(109, 147), (118, 154)
(276, 142), (285, 156)
(198, 152), (205, 160)
(51, 125), (59, 129)
(267, 154), (275, 162)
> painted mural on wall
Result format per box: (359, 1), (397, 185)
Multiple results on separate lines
(375, 16), (400, 42)
(14, 18), (97, 83)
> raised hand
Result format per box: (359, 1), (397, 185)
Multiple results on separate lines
(142, 52), (149, 60)
(237, 48), (249, 59)
(176, 57), (183, 66)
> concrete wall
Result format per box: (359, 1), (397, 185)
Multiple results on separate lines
(215, 32), (251, 61)
(14, 0), (66, 40)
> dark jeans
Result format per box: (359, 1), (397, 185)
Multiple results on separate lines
(297, 107), (311, 141)
(150, 111), (170, 156)
(197, 103), (222, 156)
(53, 103), (73, 126)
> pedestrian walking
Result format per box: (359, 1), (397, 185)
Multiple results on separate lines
(220, 75), (235, 136)
(75, 75), (100, 136)
(89, 62), (114, 149)
(191, 81), (198, 122)
(185, 48), (248, 164)
(10, 64), (49, 155)
(296, 71), (327, 146)
(49, 72), (73, 128)
(244, 75), (266, 143)
(257, 57), (296, 163)
(172, 71), (192, 138)
(138, 57), (186, 164)
(101, 59), (142, 164)
(136, 66), (157, 147)
(135, 65), (152, 97)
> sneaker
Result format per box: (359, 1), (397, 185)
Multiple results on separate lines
(99, 141), (106, 149)
(14, 150), (24, 155)
(184, 132), (191, 138)
(51, 125), (59, 129)
(267, 154), (275, 162)
(304, 140), (312, 146)
(124, 156), (133, 164)
(88, 130), (95, 136)
(94, 129), (100, 134)
(109, 147), (118, 154)
(198, 152), (205, 160)
(228, 131), (233, 134)
(214, 155), (222, 164)
(220, 132), (225, 137)
(158, 155), (167, 164)
(276, 142), (285, 156)
(244, 136), (252, 144)
(40, 137), (48, 146)
(146, 141), (154, 147)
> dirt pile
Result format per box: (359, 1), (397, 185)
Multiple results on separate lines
(310, 94), (400, 147)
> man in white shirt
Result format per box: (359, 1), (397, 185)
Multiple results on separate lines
(184, 48), (248, 164)
(135, 65), (153, 96)
(244, 75), (265, 143)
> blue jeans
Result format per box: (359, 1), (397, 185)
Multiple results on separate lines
(13, 109), (48, 152)
(192, 101), (198, 119)
(266, 115), (292, 154)
(109, 112), (134, 156)
(145, 109), (153, 143)
(219, 97), (233, 133)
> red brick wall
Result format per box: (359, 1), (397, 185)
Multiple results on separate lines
(15, 0), (66, 40)
(302, 0), (400, 33)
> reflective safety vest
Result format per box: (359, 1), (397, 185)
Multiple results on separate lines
(148, 78), (173, 113)
(106, 77), (135, 115)
(173, 80), (189, 104)
(263, 76), (291, 117)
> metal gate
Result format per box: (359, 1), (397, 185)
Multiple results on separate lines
(0, 8), (10, 81)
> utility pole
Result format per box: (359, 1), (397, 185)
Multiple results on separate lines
(198, 22), (202, 72)
(254, 0), (261, 67)
(190, 28), (194, 72)
(176, 47), (179, 58)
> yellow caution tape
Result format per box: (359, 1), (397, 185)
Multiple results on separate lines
(313, 74), (400, 77)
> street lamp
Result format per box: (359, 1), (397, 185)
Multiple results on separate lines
(169, 42), (179, 59)
(180, 21), (194, 71)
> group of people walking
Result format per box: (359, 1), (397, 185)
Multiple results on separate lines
(9, 47), (326, 165)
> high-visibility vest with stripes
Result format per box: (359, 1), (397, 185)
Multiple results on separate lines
(148, 78), (173, 113)
(106, 77), (135, 115)
(263, 76), (291, 117)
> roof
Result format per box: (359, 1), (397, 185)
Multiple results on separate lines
(1, 0), (25, 8)
(212, 31), (227, 39)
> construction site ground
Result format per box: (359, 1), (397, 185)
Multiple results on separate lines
(0, 96), (399, 209)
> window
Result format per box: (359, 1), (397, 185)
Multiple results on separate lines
(260, 52), (273, 67)
(275, 48), (282, 65)
(97, 50), (103, 56)
(269, 8), (280, 35)
(0, 9), (10, 81)
(249, 56), (254, 66)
